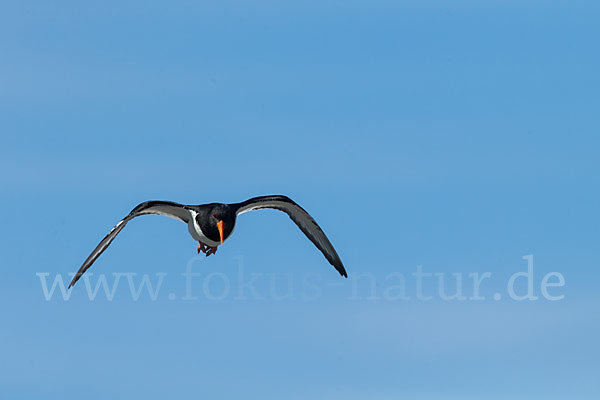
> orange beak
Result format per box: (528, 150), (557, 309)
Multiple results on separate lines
(216, 220), (224, 245)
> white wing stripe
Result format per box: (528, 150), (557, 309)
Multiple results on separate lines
(236, 197), (347, 277)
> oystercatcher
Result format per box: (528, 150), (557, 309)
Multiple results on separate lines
(68, 195), (346, 288)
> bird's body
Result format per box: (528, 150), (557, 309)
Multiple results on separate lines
(68, 195), (347, 289)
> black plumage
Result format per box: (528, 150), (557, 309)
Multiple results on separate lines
(68, 195), (346, 289)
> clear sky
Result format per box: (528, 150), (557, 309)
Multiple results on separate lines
(1, 1), (599, 399)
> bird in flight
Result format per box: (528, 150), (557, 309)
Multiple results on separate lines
(68, 195), (347, 289)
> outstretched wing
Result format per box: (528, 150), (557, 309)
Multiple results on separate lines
(235, 195), (347, 278)
(68, 201), (192, 289)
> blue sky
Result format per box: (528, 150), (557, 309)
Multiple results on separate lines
(1, 1), (599, 398)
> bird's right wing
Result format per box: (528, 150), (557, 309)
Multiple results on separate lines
(68, 201), (193, 289)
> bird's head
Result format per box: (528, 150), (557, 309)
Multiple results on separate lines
(209, 205), (234, 245)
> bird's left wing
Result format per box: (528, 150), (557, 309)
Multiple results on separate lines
(68, 201), (193, 289)
(235, 195), (347, 278)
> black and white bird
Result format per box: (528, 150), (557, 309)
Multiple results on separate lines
(68, 195), (347, 289)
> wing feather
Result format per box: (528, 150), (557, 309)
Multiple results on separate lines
(68, 201), (192, 289)
(235, 195), (347, 278)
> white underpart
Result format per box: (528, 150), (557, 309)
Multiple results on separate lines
(189, 211), (219, 247)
